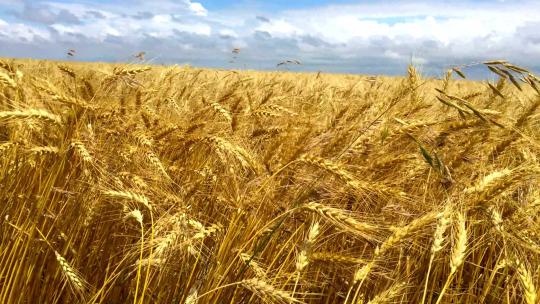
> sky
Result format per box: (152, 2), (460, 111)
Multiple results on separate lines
(0, 0), (539, 77)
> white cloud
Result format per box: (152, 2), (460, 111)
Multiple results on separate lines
(47, 8), (211, 42)
(270, 3), (539, 45)
(51, 21), (121, 40)
(383, 50), (402, 60)
(256, 19), (304, 37)
(0, 0), (539, 75)
(0, 18), (51, 42)
(189, 2), (207, 17)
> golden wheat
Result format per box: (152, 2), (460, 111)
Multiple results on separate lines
(1, 58), (539, 304)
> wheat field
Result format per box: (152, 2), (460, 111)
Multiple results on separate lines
(0, 57), (539, 303)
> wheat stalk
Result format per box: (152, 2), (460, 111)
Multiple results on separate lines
(0, 109), (62, 125)
(54, 251), (87, 298)
(516, 259), (537, 304)
(435, 212), (467, 304)
(103, 190), (152, 211)
(0, 142), (14, 154)
(71, 141), (93, 164)
(124, 209), (143, 226)
(421, 206), (451, 303)
(241, 253), (268, 278)
(304, 202), (378, 240)
(199, 136), (261, 172)
(58, 65), (76, 78)
(366, 282), (406, 304)
(376, 212), (438, 257)
(299, 155), (406, 198)
(296, 221), (320, 272)
(311, 252), (365, 264)
(0, 71), (16, 88)
(210, 100), (233, 123)
(241, 278), (301, 304)
(451, 213), (467, 273)
(28, 146), (60, 155)
(185, 288), (198, 304)
(113, 66), (152, 76)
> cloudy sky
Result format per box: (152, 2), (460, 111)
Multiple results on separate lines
(0, 0), (539, 77)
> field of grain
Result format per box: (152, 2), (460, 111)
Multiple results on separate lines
(0, 58), (539, 303)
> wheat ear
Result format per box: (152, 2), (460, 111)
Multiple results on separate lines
(516, 259), (537, 304)
(0, 109), (62, 125)
(435, 212), (467, 304)
(103, 190), (152, 211)
(54, 251), (87, 298)
(421, 206), (451, 304)
(304, 202), (378, 240)
(241, 278), (301, 304)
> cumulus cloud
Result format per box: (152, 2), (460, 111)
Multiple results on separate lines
(0, 17), (51, 42)
(16, 2), (81, 25)
(0, 0), (539, 76)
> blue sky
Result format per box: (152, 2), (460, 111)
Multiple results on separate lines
(0, 0), (539, 77)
